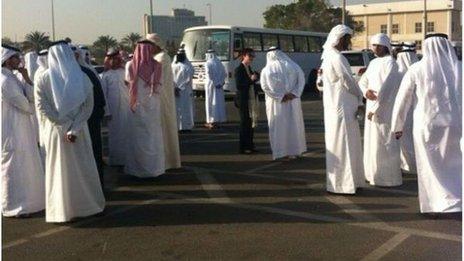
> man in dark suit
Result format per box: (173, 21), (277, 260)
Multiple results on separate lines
(234, 48), (259, 154)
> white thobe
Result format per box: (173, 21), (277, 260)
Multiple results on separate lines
(396, 51), (419, 173)
(172, 62), (195, 130)
(124, 61), (165, 177)
(321, 49), (365, 194)
(1, 68), (45, 216)
(35, 71), (105, 223)
(392, 63), (462, 213)
(205, 59), (227, 123)
(155, 52), (181, 169)
(101, 68), (129, 165)
(34, 66), (48, 158)
(359, 56), (402, 186)
(261, 62), (307, 160)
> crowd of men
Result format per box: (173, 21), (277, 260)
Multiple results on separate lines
(1, 24), (461, 223)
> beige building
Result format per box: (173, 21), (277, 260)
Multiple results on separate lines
(347, 0), (462, 51)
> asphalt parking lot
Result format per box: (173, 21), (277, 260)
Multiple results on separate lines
(3, 94), (461, 260)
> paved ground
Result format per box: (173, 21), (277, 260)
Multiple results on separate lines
(3, 95), (461, 260)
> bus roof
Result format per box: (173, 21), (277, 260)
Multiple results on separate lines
(184, 25), (328, 37)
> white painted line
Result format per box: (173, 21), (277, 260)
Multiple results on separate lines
(192, 167), (233, 204)
(360, 233), (410, 261)
(3, 198), (161, 250)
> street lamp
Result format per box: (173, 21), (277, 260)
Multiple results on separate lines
(207, 3), (212, 25)
(148, 0), (154, 33)
(51, 0), (56, 41)
(341, 0), (346, 25)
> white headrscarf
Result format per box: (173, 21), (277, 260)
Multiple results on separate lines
(370, 33), (392, 52)
(48, 42), (88, 119)
(263, 49), (290, 97)
(37, 50), (48, 69)
(1, 45), (20, 64)
(321, 24), (353, 60)
(146, 33), (166, 49)
(421, 35), (462, 123)
(24, 51), (39, 80)
(76, 45), (99, 76)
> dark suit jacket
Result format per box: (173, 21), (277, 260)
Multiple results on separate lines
(234, 63), (258, 109)
(80, 66), (106, 122)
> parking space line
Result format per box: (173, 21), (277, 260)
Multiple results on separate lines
(360, 233), (410, 261)
(2, 198), (161, 250)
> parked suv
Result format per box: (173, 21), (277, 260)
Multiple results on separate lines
(316, 49), (376, 92)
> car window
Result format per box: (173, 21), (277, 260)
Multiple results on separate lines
(342, 53), (365, 66)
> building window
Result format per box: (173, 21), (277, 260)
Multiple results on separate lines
(415, 22), (422, 33)
(380, 24), (387, 34)
(427, 22), (435, 32)
(358, 21), (365, 32)
(392, 24), (399, 34)
(415, 40), (422, 50)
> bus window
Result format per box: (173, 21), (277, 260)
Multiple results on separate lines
(308, 36), (322, 52)
(182, 29), (230, 61)
(279, 35), (294, 52)
(243, 32), (262, 51)
(262, 34), (279, 51)
(294, 36), (309, 53)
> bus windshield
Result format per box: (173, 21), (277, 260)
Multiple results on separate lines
(182, 29), (230, 62)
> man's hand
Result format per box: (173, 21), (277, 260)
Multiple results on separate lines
(365, 89), (378, 101)
(395, 131), (403, 140)
(367, 112), (374, 121)
(17, 67), (33, 85)
(251, 73), (258, 81)
(174, 88), (181, 97)
(65, 133), (77, 143)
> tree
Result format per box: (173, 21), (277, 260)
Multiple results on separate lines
(120, 33), (142, 52)
(263, 0), (362, 33)
(2, 37), (15, 46)
(93, 35), (118, 52)
(23, 31), (51, 52)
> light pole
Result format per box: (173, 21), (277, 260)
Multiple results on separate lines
(51, 0), (56, 41)
(148, 0), (154, 33)
(207, 3), (212, 25)
(341, 0), (346, 25)
(423, 0), (428, 40)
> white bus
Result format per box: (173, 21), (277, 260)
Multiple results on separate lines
(181, 25), (328, 93)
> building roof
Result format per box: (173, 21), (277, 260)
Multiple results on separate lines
(347, 0), (461, 16)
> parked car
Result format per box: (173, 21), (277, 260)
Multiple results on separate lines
(316, 49), (376, 92)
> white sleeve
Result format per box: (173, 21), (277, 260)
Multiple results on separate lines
(68, 80), (94, 135)
(391, 70), (416, 132)
(2, 78), (33, 114)
(291, 66), (306, 97)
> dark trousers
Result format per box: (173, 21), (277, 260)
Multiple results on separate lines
(88, 118), (104, 189)
(238, 96), (254, 151)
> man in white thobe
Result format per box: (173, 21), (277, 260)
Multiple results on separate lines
(321, 25), (365, 194)
(34, 49), (49, 160)
(204, 49), (227, 129)
(24, 51), (39, 81)
(1, 44), (45, 217)
(124, 40), (165, 177)
(395, 42), (419, 174)
(172, 50), (195, 131)
(35, 41), (105, 222)
(359, 34), (402, 187)
(392, 34), (461, 213)
(101, 50), (129, 166)
(260, 48), (307, 160)
(146, 33), (181, 170)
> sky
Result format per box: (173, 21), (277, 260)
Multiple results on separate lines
(2, 0), (415, 45)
